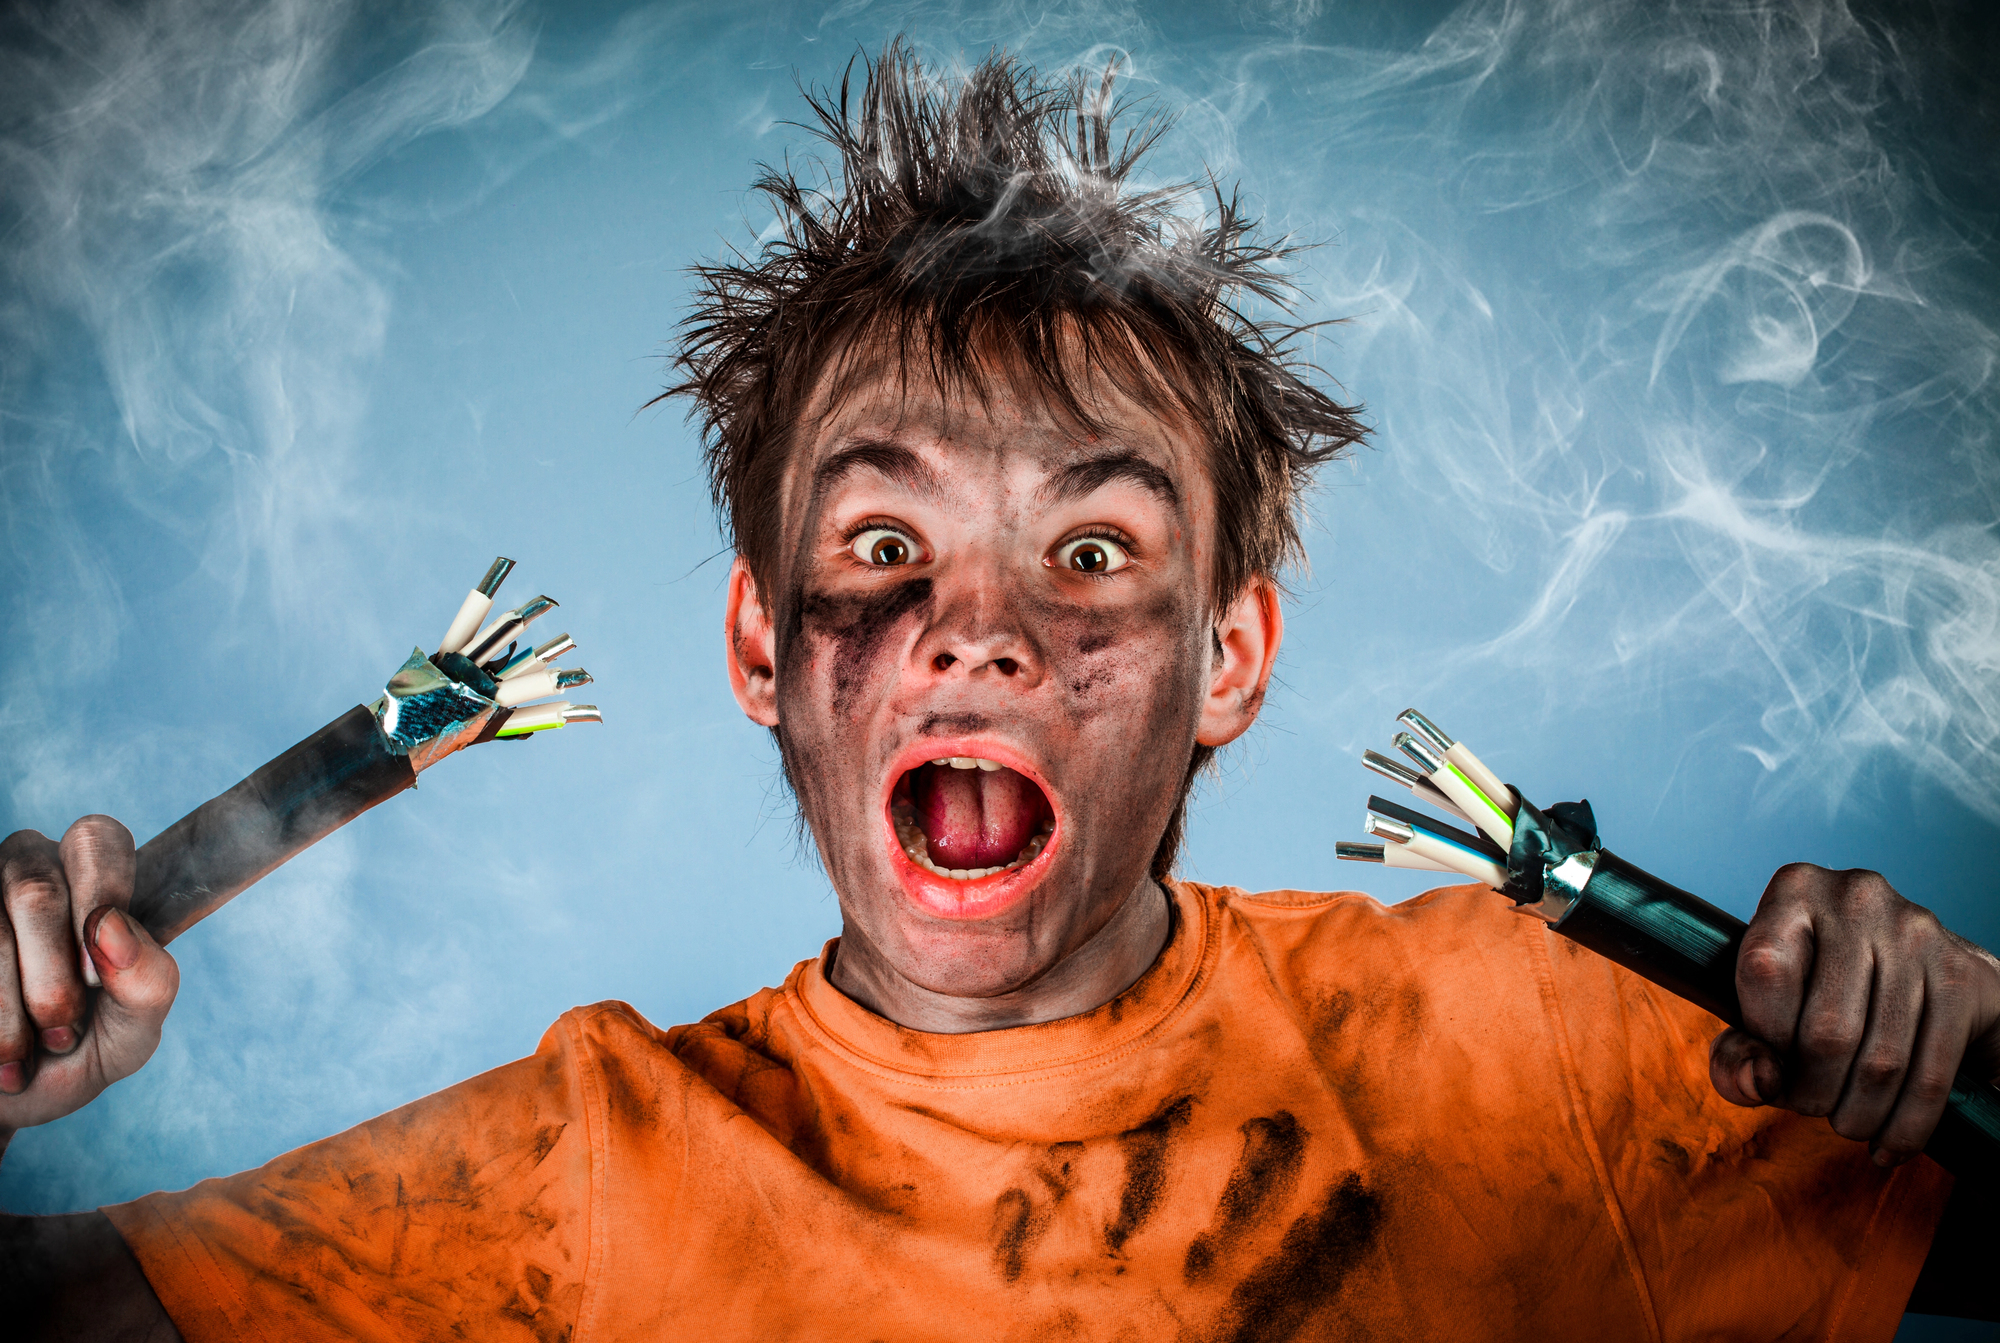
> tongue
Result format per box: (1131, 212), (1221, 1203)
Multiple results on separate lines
(915, 765), (1051, 870)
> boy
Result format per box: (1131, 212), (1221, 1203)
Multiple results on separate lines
(4, 43), (1995, 1341)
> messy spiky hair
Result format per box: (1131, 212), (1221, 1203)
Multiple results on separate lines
(669, 40), (1367, 876)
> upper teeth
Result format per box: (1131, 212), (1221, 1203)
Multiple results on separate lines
(931, 757), (1002, 771)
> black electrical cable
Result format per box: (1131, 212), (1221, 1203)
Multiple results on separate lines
(130, 706), (416, 945)
(1507, 795), (2000, 1190)
(125, 559), (593, 947)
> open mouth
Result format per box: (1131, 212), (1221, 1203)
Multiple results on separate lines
(889, 757), (1056, 881)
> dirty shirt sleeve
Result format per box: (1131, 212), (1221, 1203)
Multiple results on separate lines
(1533, 930), (1952, 1343)
(100, 1012), (595, 1343)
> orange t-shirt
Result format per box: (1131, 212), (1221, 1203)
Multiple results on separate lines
(105, 880), (1950, 1341)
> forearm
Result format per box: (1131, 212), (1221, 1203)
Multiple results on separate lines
(0, 1209), (182, 1342)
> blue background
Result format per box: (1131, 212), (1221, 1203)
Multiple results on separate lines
(2, 0), (1994, 1334)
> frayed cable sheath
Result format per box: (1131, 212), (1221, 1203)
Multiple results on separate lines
(128, 557), (599, 946)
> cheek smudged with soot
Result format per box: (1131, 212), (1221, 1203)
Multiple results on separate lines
(1035, 589), (1204, 718)
(785, 578), (936, 712)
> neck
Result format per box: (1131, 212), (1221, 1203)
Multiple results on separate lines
(828, 877), (1173, 1033)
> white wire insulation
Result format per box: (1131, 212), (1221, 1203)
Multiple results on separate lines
(438, 590), (493, 656)
(1428, 762), (1516, 851)
(1445, 743), (1514, 820)
(495, 668), (557, 707)
(1380, 844), (1461, 874)
(1395, 830), (1508, 888)
(497, 701), (571, 734)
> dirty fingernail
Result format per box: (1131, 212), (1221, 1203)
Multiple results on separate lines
(0, 1061), (24, 1094)
(91, 907), (140, 971)
(40, 1026), (76, 1054)
(1737, 1059), (1764, 1104)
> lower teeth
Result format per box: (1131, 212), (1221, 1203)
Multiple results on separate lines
(891, 803), (1053, 881)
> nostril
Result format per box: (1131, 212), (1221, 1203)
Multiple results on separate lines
(933, 652), (958, 671)
(992, 658), (1019, 676)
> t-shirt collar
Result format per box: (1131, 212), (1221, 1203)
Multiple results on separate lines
(790, 877), (1214, 1082)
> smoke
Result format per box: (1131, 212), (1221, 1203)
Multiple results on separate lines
(0, 1), (530, 639)
(1194, 0), (2000, 821)
(0, 0), (686, 1209)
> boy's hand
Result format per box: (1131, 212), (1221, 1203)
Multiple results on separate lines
(1709, 863), (2000, 1165)
(0, 817), (178, 1142)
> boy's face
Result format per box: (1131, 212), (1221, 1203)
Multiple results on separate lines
(725, 354), (1280, 1014)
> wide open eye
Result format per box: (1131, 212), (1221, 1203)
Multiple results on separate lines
(849, 527), (921, 567)
(1048, 535), (1132, 574)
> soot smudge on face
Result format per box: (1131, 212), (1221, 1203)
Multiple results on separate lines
(1182, 1112), (1307, 1284)
(1028, 587), (1200, 727)
(790, 578), (936, 714)
(1010, 582), (1205, 882)
(915, 711), (992, 739)
(1103, 1094), (1195, 1253)
(1213, 1171), (1384, 1343)
(1073, 616), (1118, 656)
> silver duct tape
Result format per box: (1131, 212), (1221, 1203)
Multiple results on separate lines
(1514, 849), (1599, 925)
(370, 646), (503, 773)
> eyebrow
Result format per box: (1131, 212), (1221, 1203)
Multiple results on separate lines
(808, 438), (948, 511)
(1038, 450), (1181, 509)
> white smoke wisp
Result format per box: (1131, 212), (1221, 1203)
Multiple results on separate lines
(0, 0), (532, 1213)
(0, 0), (677, 1211)
(1233, 0), (1999, 821)
(0, 0), (698, 810)
(0, 0), (532, 634)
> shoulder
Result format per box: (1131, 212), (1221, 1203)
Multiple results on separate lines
(1167, 876), (1570, 1043)
(1194, 880), (1718, 1027)
(552, 967), (807, 1062)
(550, 964), (823, 1145)
(1177, 876), (1536, 963)
(546, 987), (791, 1079)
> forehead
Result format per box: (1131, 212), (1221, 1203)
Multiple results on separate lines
(785, 341), (1210, 510)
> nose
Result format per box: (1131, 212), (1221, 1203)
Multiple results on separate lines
(918, 554), (1043, 687)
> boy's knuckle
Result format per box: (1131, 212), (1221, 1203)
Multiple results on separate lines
(1855, 1049), (1906, 1089)
(1738, 943), (1793, 986)
(1798, 1016), (1860, 1058)
(3, 875), (67, 922)
(1904, 1067), (1955, 1106)
(68, 813), (132, 843)
(0, 1017), (31, 1063)
(63, 815), (137, 872)
(1767, 864), (1820, 904)
(25, 982), (86, 1028)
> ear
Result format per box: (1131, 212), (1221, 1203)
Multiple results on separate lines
(1196, 577), (1283, 748)
(725, 556), (781, 727)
